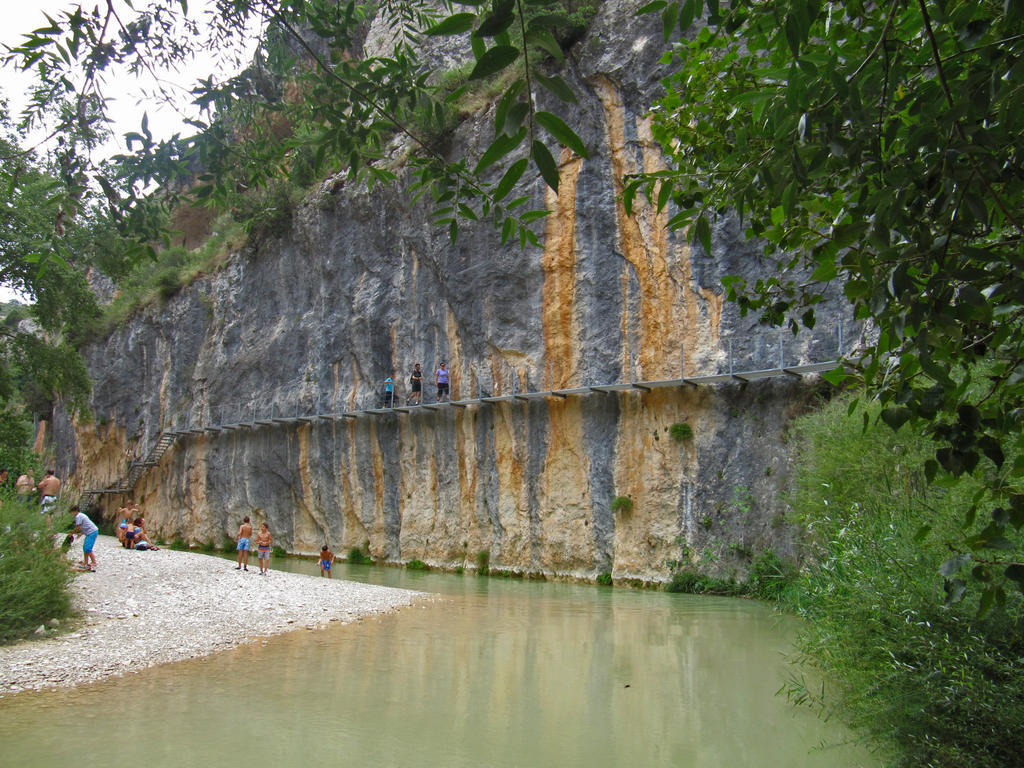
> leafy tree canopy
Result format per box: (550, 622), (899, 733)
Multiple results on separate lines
(626, 0), (1024, 607)
(0, 108), (96, 422)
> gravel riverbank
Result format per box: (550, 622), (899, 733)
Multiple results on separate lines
(0, 535), (425, 696)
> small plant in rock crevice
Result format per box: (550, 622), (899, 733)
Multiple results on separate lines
(669, 422), (694, 442)
(476, 549), (490, 575)
(610, 495), (633, 513)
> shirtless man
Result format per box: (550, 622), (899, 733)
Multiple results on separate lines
(15, 469), (35, 503)
(37, 469), (61, 523)
(236, 516), (253, 571)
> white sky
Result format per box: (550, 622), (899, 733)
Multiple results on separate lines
(1, 1), (261, 303)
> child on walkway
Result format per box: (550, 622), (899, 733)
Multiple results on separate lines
(318, 545), (335, 578)
(70, 505), (99, 571)
(255, 523), (273, 575)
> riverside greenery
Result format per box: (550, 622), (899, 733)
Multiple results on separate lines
(0, 500), (73, 643)
(782, 394), (1024, 767)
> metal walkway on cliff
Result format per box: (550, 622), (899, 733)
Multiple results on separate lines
(83, 355), (843, 503)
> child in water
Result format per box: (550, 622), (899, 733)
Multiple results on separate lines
(255, 523), (273, 576)
(318, 545), (335, 578)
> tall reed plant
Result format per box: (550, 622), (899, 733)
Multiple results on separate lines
(784, 395), (1024, 767)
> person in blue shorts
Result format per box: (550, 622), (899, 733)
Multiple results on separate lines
(235, 516), (253, 571)
(70, 505), (99, 571)
(319, 545), (335, 578)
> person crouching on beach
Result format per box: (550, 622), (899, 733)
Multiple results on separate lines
(319, 545), (335, 578)
(255, 523), (273, 575)
(236, 516), (253, 571)
(70, 505), (99, 571)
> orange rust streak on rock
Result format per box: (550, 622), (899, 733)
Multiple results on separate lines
(594, 77), (686, 381)
(541, 151), (583, 390)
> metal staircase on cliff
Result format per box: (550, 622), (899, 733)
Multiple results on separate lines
(82, 430), (179, 508)
(83, 355), (843, 505)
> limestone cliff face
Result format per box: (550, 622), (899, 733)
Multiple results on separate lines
(52, 1), (851, 581)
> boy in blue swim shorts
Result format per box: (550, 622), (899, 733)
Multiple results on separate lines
(70, 505), (99, 571)
(235, 516), (253, 571)
(319, 545), (335, 578)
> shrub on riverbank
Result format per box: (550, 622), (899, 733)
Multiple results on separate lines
(665, 550), (797, 598)
(784, 395), (1024, 767)
(0, 501), (73, 643)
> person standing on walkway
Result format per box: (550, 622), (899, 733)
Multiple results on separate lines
(384, 375), (396, 407)
(255, 523), (273, 575)
(409, 363), (423, 405)
(235, 516), (253, 571)
(436, 362), (450, 402)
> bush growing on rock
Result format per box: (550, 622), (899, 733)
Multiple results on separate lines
(347, 547), (370, 565)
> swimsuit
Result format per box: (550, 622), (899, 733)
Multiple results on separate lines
(83, 530), (98, 553)
(237, 537), (251, 551)
(320, 559), (332, 571)
(257, 545), (271, 559)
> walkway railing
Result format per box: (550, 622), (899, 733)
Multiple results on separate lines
(85, 323), (854, 501)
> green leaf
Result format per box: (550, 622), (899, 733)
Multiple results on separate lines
(679, 0), (696, 29)
(535, 112), (589, 159)
(469, 45), (520, 80)
(821, 366), (846, 386)
(637, 0), (668, 13)
(494, 79), (526, 135)
(476, 0), (516, 36)
(493, 157), (528, 201)
(425, 13), (477, 35)
(810, 259), (837, 282)
(532, 140), (559, 192)
(940, 553), (971, 578)
(661, 2), (679, 39)
(501, 216), (516, 244)
(534, 73), (577, 103)
(474, 127), (527, 174)
(525, 28), (564, 60)
(694, 214), (711, 254)
(880, 406), (912, 432)
(656, 180), (673, 212)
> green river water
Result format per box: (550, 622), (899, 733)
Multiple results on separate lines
(0, 557), (878, 767)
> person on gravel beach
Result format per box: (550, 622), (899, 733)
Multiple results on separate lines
(255, 523), (273, 575)
(236, 516), (253, 571)
(318, 545), (335, 578)
(69, 505), (99, 571)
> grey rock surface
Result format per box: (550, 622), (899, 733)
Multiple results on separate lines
(51, 0), (863, 583)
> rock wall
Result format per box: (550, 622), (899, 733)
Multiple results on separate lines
(53, 0), (852, 582)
